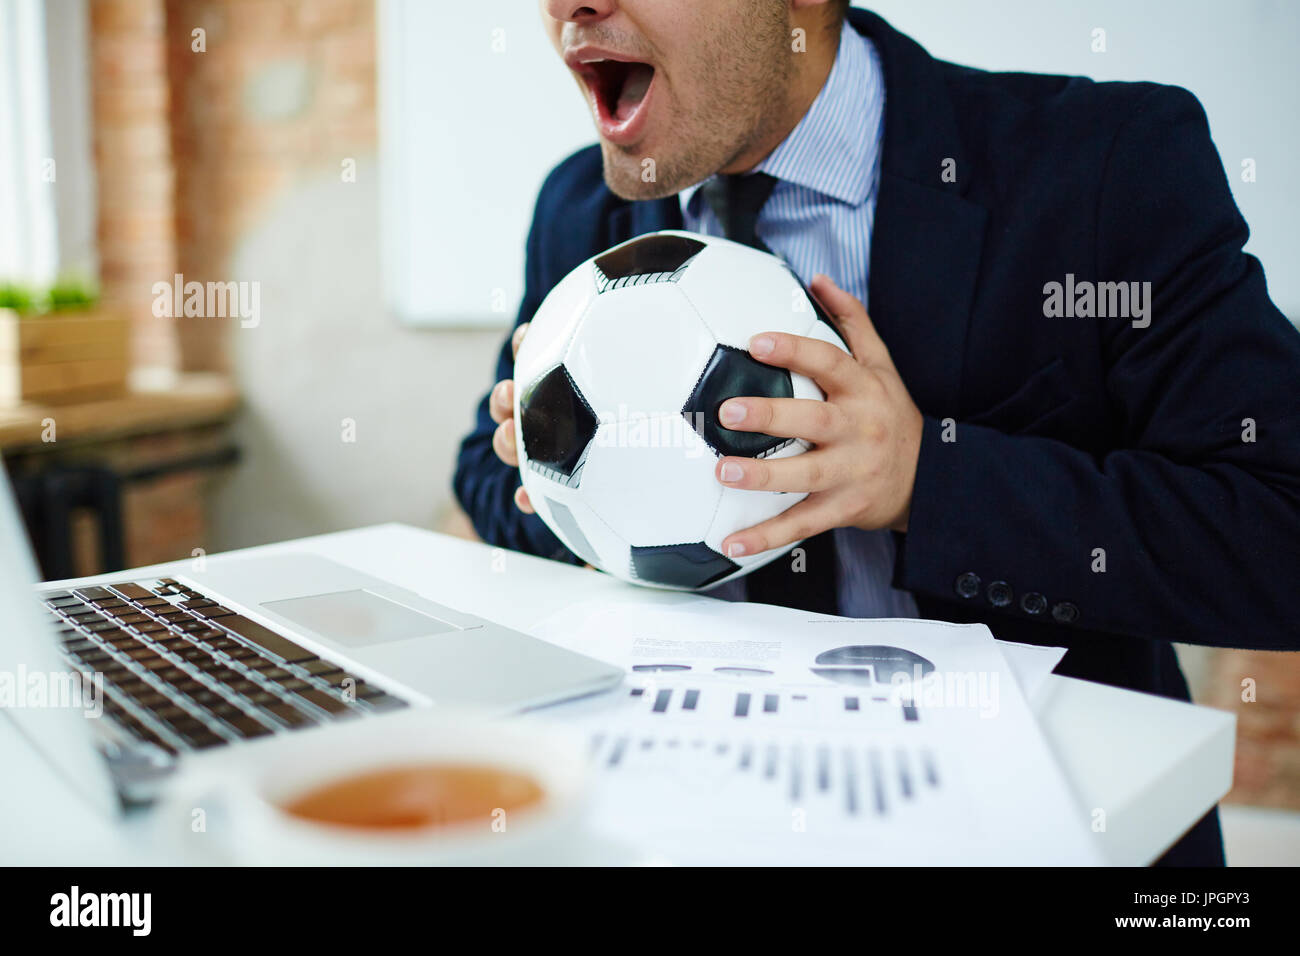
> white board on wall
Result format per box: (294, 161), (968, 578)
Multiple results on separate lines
(378, 0), (597, 327)
(380, 0), (1300, 326)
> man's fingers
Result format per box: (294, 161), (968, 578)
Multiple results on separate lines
(715, 449), (844, 494)
(514, 485), (534, 514)
(717, 397), (845, 444)
(747, 330), (860, 395)
(493, 418), (519, 467)
(511, 322), (530, 360)
(807, 273), (889, 366)
(721, 493), (839, 559)
(488, 379), (514, 424)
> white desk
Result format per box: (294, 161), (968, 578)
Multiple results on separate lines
(0, 524), (1235, 865)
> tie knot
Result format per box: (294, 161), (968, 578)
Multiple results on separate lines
(700, 172), (778, 251)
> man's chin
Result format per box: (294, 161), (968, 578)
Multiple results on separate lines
(600, 144), (691, 202)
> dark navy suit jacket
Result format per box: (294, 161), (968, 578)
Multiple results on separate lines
(455, 9), (1300, 864)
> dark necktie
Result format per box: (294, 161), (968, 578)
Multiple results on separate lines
(700, 173), (841, 616)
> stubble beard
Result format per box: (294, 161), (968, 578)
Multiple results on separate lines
(601, 9), (794, 201)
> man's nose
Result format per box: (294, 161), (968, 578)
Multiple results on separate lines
(543, 0), (618, 24)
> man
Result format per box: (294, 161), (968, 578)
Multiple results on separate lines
(454, 1), (1300, 865)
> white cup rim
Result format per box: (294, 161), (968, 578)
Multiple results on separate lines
(161, 710), (589, 864)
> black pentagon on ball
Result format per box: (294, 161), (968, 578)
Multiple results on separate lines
(682, 344), (795, 459)
(519, 364), (597, 481)
(593, 233), (706, 291)
(631, 542), (739, 590)
(786, 267), (850, 349)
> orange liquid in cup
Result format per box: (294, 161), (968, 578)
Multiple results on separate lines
(282, 764), (545, 831)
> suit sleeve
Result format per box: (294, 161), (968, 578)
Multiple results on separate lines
(451, 186), (582, 565)
(895, 86), (1300, 650)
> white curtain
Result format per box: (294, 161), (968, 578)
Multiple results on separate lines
(0, 0), (58, 287)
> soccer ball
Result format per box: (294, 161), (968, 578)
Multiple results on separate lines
(513, 230), (848, 591)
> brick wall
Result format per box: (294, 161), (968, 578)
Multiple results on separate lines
(89, 0), (180, 377)
(88, 0), (377, 375)
(165, 0), (378, 372)
(1196, 650), (1300, 809)
(81, 0), (378, 571)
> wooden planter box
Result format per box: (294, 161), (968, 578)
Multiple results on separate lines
(0, 308), (129, 407)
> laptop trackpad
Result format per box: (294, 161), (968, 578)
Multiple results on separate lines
(261, 589), (458, 647)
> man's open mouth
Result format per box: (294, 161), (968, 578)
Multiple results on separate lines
(566, 48), (658, 143)
(584, 59), (655, 124)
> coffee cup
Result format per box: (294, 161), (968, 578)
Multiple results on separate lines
(154, 709), (589, 865)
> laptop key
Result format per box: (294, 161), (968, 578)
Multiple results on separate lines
(109, 583), (154, 601)
(182, 730), (226, 750)
(299, 659), (342, 677)
(217, 616), (316, 664)
(262, 701), (315, 728)
(222, 712), (274, 739)
(192, 606), (235, 620)
(294, 688), (353, 716)
(73, 586), (115, 602)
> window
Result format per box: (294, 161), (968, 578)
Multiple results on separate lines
(0, 0), (58, 285)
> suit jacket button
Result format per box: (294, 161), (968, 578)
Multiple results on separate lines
(1020, 591), (1047, 615)
(987, 581), (1013, 607)
(955, 572), (981, 599)
(1052, 601), (1079, 624)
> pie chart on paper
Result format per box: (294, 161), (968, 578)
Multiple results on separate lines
(809, 645), (935, 686)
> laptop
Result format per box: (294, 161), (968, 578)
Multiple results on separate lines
(0, 464), (622, 814)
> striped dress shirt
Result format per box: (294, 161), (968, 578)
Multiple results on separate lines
(679, 22), (918, 619)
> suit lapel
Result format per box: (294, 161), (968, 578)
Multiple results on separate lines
(852, 9), (987, 417)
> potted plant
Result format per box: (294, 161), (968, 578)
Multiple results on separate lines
(0, 277), (129, 407)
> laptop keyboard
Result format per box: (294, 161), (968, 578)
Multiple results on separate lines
(42, 578), (408, 756)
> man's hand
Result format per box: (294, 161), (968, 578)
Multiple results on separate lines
(489, 322), (536, 514)
(715, 274), (924, 559)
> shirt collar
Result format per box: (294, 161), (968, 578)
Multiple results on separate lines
(680, 22), (882, 218)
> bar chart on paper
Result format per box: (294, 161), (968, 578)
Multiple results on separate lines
(557, 677), (979, 864)
(589, 728), (942, 820)
(529, 601), (1103, 864)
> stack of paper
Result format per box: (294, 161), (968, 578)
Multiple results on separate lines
(524, 597), (1101, 865)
